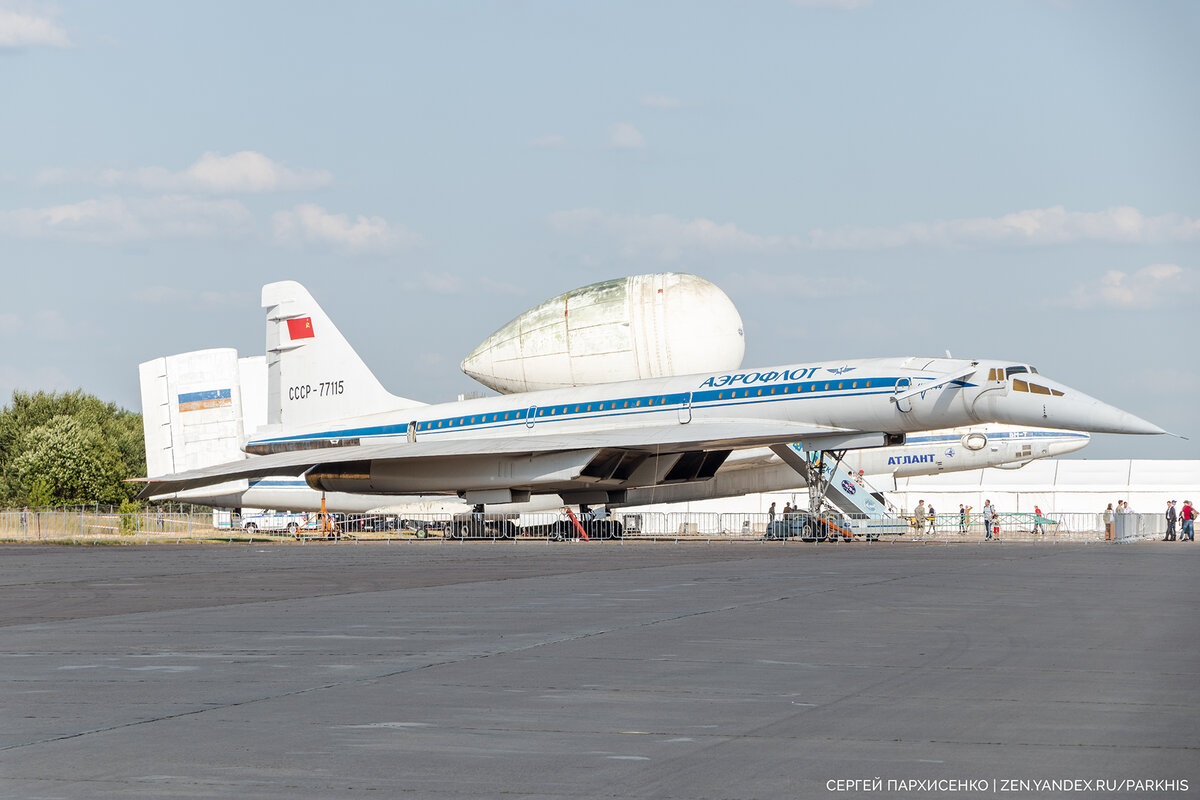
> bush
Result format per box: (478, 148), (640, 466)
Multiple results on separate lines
(118, 499), (142, 535)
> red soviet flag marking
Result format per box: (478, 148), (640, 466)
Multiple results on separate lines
(287, 317), (315, 340)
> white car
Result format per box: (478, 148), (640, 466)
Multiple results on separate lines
(240, 510), (313, 535)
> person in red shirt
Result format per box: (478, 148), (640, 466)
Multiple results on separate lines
(1181, 501), (1196, 542)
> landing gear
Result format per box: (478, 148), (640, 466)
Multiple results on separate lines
(800, 517), (825, 543)
(560, 505), (623, 540)
(448, 504), (518, 540)
(805, 449), (846, 522)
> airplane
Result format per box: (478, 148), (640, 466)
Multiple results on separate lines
(135, 281), (1162, 510)
(139, 348), (1090, 511)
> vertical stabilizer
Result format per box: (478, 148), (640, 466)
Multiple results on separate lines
(261, 281), (424, 433)
(138, 349), (248, 478)
(238, 355), (268, 441)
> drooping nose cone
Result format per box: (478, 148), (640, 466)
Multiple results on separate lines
(978, 373), (1166, 436)
(1084, 405), (1166, 435)
(461, 273), (745, 394)
(1047, 381), (1164, 435)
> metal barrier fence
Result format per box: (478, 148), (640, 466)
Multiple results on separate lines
(0, 507), (1171, 545)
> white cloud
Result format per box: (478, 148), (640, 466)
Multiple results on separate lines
(726, 268), (881, 299)
(0, 5), (70, 48)
(0, 195), (255, 243)
(640, 94), (681, 109)
(549, 208), (792, 260)
(272, 204), (419, 253)
(528, 134), (567, 150)
(806, 206), (1200, 249)
(133, 286), (251, 308)
(0, 364), (73, 397)
(0, 309), (86, 341)
(608, 122), (647, 150)
(549, 205), (1200, 261)
(480, 278), (525, 296)
(405, 273), (525, 296)
(791, 0), (872, 9)
(34, 151), (333, 193)
(417, 272), (464, 294)
(1065, 264), (1197, 309)
(180, 151), (332, 193)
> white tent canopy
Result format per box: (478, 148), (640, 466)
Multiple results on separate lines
(624, 460), (1200, 518)
(889, 460), (1200, 515)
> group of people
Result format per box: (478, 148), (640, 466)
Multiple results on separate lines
(910, 500), (1001, 539)
(1163, 500), (1196, 542)
(1101, 501), (1131, 540)
(766, 502), (806, 522)
(1101, 499), (1196, 541)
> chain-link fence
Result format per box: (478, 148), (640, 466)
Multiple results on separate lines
(0, 506), (1170, 545)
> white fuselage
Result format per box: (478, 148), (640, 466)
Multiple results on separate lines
(172, 424), (1089, 514)
(252, 356), (1015, 452)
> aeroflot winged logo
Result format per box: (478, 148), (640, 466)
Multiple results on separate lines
(287, 317), (315, 340)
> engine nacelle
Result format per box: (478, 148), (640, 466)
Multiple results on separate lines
(304, 451), (603, 495)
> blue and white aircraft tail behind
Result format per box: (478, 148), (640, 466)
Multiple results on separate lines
(136, 281), (1161, 507)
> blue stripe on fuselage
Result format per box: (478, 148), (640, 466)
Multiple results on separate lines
(249, 376), (906, 447)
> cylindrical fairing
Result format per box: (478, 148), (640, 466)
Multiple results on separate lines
(461, 273), (745, 394)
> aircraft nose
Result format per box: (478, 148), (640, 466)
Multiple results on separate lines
(1048, 432), (1091, 456)
(981, 373), (1167, 436)
(1068, 398), (1165, 436)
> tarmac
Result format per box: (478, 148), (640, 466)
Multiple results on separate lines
(1, 541), (1197, 799)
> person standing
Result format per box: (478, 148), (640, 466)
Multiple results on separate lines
(1181, 501), (1196, 542)
(913, 500), (927, 535)
(768, 502), (776, 525)
(20, 506), (28, 535)
(927, 504), (937, 533)
(1033, 505), (1045, 535)
(959, 504), (971, 534)
(1103, 503), (1115, 541)
(983, 499), (997, 540)
(1165, 500), (1178, 542)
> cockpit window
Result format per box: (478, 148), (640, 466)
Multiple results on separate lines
(1013, 378), (1064, 397)
(1006, 366), (1028, 378)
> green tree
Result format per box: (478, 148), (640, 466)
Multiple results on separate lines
(0, 390), (146, 506)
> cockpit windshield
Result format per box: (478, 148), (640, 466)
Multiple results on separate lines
(1013, 377), (1064, 397)
(1006, 366), (1028, 378)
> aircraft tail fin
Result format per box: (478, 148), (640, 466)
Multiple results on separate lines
(261, 281), (424, 433)
(139, 349), (250, 478)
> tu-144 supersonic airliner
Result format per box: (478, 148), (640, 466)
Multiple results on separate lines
(135, 281), (1164, 506)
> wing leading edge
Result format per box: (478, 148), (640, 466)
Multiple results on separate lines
(135, 420), (894, 499)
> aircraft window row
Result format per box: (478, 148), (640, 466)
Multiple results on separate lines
(411, 379), (888, 432)
(1012, 378), (1063, 397)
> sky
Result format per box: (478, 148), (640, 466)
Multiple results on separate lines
(1, 0), (1197, 460)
